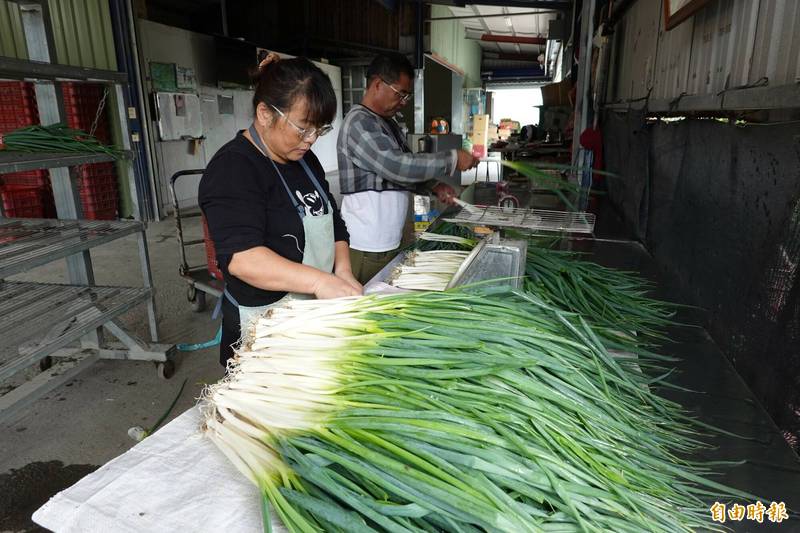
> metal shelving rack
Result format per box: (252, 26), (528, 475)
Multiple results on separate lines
(444, 206), (597, 235)
(0, 1), (174, 424)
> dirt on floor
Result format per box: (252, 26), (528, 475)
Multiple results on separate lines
(0, 461), (98, 532)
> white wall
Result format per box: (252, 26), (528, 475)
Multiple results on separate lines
(137, 20), (343, 212)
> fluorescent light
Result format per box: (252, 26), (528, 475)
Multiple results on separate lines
(504, 16), (513, 27)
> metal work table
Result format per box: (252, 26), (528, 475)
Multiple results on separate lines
(31, 235), (800, 532)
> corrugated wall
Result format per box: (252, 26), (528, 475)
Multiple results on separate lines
(0, 1), (28, 59)
(608, 0), (800, 102)
(0, 0), (116, 70)
(429, 5), (482, 87)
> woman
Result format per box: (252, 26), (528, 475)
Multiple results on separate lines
(199, 55), (362, 366)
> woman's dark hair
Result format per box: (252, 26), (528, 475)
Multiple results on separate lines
(250, 57), (336, 127)
(366, 52), (415, 86)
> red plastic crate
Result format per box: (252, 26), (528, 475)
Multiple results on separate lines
(1, 186), (46, 218)
(80, 191), (118, 220)
(80, 183), (119, 205)
(75, 163), (117, 183)
(77, 170), (119, 221)
(62, 82), (103, 97)
(0, 82), (38, 134)
(0, 169), (49, 188)
(60, 82), (111, 143)
(82, 206), (117, 220)
(201, 215), (224, 281)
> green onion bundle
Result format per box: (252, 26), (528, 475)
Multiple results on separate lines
(415, 225), (675, 341)
(501, 161), (583, 212)
(202, 288), (747, 532)
(412, 222), (477, 252)
(389, 250), (471, 291)
(522, 243), (676, 341)
(0, 124), (123, 157)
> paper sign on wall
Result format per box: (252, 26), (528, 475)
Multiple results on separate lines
(155, 92), (203, 140)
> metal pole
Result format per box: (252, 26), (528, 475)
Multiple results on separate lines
(415, 0), (424, 69)
(19, 2), (92, 283)
(19, 1), (101, 348)
(137, 230), (159, 342)
(109, 0), (150, 221)
(125, 0), (162, 221)
(414, 1), (425, 136)
(571, 0), (596, 174)
(220, 0), (229, 37)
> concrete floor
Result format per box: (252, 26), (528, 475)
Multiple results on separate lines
(0, 215), (224, 532)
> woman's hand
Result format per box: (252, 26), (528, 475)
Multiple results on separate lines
(335, 269), (364, 294)
(312, 272), (362, 299)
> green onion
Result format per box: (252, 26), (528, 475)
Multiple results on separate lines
(417, 232), (477, 249)
(0, 124), (123, 157)
(202, 288), (749, 532)
(389, 250), (470, 291)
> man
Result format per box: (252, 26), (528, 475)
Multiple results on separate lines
(337, 52), (479, 285)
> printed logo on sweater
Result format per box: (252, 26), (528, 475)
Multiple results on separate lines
(295, 190), (325, 217)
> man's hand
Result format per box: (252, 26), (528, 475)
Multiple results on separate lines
(432, 182), (457, 205)
(456, 149), (479, 171)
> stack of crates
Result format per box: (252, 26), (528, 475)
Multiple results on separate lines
(0, 82), (54, 218)
(62, 82), (118, 220)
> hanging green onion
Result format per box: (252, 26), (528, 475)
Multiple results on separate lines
(0, 124), (123, 158)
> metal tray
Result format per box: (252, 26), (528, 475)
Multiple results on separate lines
(448, 236), (527, 290)
(444, 206), (596, 235)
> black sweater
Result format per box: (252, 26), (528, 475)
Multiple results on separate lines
(198, 131), (349, 308)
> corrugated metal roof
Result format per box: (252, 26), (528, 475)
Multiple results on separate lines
(609, 0), (800, 103)
(445, 4), (557, 56)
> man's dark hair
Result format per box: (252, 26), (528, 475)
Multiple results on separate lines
(250, 57), (336, 127)
(366, 52), (414, 86)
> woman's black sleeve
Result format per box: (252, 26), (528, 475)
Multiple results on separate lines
(199, 152), (268, 258)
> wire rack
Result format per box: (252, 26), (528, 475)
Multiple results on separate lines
(443, 207), (596, 234)
(0, 282), (151, 380)
(0, 218), (143, 278)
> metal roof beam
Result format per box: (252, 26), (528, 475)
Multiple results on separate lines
(0, 56), (127, 83)
(477, 34), (547, 45)
(424, 1), (571, 10)
(426, 10), (558, 21)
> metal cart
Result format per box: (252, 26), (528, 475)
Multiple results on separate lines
(169, 170), (223, 313)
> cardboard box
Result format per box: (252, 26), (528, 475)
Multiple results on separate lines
(470, 114), (490, 146)
(541, 79), (572, 107)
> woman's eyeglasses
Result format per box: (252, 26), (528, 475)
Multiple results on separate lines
(271, 105), (333, 141)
